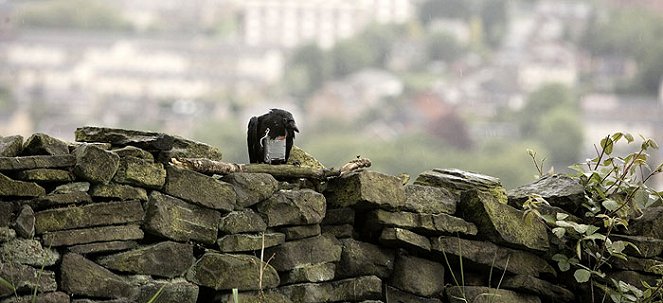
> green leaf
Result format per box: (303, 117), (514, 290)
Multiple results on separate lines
(601, 137), (614, 154)
(574, 269), (591, 283)
(552, 227), (566, 239)
(602, 199), (620, 211)
(624, 133), (634, 143)
(556, 213), (569, 220)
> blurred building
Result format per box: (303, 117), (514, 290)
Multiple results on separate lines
(238, 0), (414, 49)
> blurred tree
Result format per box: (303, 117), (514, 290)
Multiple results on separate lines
(418, 0), (471, 25)
(425, 31), (465, 62)
(17, 0), (130, 31)
(285, 44), (331, 98)
(516, 83), (576, 137)
(331, 38), (379, 77)
(479, 0), (507, 47)
(536, 107), (584, 171)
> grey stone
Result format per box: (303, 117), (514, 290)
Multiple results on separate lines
(221, 173), (279, 208)
(390, 254), (445, 297)
(186, 252), (279, 291)
(613, 234), (663, 258)
(280, 263), (336, 285)
(321, 224), (355, 238)
(218, 209), (267, 234)
(97, 241), (194, 278)
(0, 172), (45, 197)
(277, 275), (382, 303)
(35, 200), (144, 233)
(385, 285), (442, 303)
(0, 155), (76, 170)
(431, 237), (556, 277)
(14, 205), (35, 238)
(111, 146), (154, 161)
(321, 208), (355, 225)
(0, 239), (59, 266)
(71, 299), (130, 303)
(501, 275), (575, 302)
(0, 135), (23, 157)
(404, 184), (456, 214)
(113, 156), (166, 189)
(22, 133), (69, 156)
(325, 170), (406, 210)
(1, 292), (70, 303)
(336, 238), (395, 279)
(52, 182), (90, 194)
(446, 286), (542, 303)
(363, 209), (477, 237)
(60, 253), (135, 299)
(36, 192), (92, 208)
(163, 166), (235, 211)
(15, 169), (74, 182)
(256, 189), (326, 227)
(0, 262), (57, 297)
(73, 144), (120, 183)
(217, 233), (285, 252)
(68, 241), (139, 255)
(628, 207), (663, 240)
(508, 174), (585, 213)
(144, 192), (220, 244)
(379, 227), (431, 252)
(265, 235), (342, 271)
(42, 225), (144, 247)
(459, 189), (549, 252)
(414, 168), (507, 201)
(132, 279), (198, 303)
(74, 126), (222, 160)
(0, 203), (17, 227)
(89, 183), (148, 201)
(277, 224), (321, 240)
(612, 255), (663, 275)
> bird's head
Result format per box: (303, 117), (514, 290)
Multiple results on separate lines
(271, 108), (299, 133)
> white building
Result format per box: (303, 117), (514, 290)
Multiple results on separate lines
(238, 0), (414, 49)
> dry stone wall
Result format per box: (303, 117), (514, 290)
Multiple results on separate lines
(0, 127), (661, 303)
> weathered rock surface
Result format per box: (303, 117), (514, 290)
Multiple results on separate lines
(1, 292), (70, 303)
(42, 225), (144, 247)
(404, 184), (456, 214)
(0, 262), (57, 297)
(385, 286), (442, 303)
(22, 133), (69, 156)
(60, 253), (135, 299)
(508, 174), (585, 213)
(113, 156), (166, 189)
(265, 235), (342, 271)
(613, 234), (663, 258)
(390, 254), (445, 297)
(336, 238), (394, 279)
(415, 168), (507, 201)
(446, 286), (542, 303)
(0, 227), (16, 242)
(35, 200), (144, 233)
(0, 239), (59, 266)
(280, 263), (336, 285)
(278, 224), (321, 240)
(163, 166), (235, 211)
(36, 192), (93, 208)
(431, 237), (556, 277)
(89, 183), (148, 201)
(221, 173), (279, 208)
(97, 241), (194, 277)
(68, 241), (139, 255)
(0, 172), (45, 197)
(379, 227), (431, 252)
(15, 169), (74, 182)
(277, 275), (382, 303)
(459, 189), (549, 251)
(132, 279), (199, 303)
(325, 170), (406, 210)
(72, 144), (120, 183)
(186, 252), (279, 290)
(0, 155), (76, 170)
(0, 135), (23, 157)
(364, 209), (477, 237)
(14, 205), (35, 238)
(144, 192), (220, 244)
(257, 189), (326, 227)
(627, 207), (663, 240)
(321, 208), (354, 225)
(111, 146), (154, 161)
(218, 209), (267, 234)
(217, 233), (285, 252)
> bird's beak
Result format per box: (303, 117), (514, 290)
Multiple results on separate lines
(290, 121), (299, 133)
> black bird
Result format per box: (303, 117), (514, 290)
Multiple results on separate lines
(247, 109), (299, 164)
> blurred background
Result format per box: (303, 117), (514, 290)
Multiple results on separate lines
(0, 0), (662, 189)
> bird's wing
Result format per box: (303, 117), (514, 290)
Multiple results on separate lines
(285, 133), (294, 162)
(247, 116), (259, 163)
